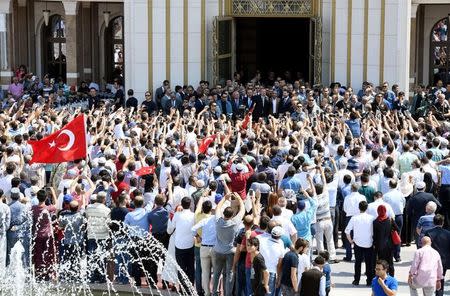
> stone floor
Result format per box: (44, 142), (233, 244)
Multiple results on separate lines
(88, 243), (450, 296)
(331, 245), (450, 296)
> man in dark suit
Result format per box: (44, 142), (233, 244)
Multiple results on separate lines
(252, 88), (270, 121)
(243, 89), (255, 111)
(155, 80), (170, 110)
(194, 95), (206, 114)
(425, 214), (450, 296)
(231, 90), (243, 118)
(278, 90), (291, 114)
(269, 90), (279, 117)
(88, 87), (100, 110)
(163, 93), (182, 114)
(407, 181), (442, 239)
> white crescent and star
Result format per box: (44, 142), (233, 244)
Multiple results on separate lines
(48, 130), (75, 151)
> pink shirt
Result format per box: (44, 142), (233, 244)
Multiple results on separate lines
(8, 83), (23, 99)
(409, 245), (444, 288)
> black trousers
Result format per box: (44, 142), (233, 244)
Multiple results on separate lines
(130, 237), (151, 286)
(175, 246), (195, 291)
(375, 247), (394, 276)
(439, 185), (450, 230)
(353, 244), (374, 284)
(401, 195), (413, 245)
(149, 232), (170, 284)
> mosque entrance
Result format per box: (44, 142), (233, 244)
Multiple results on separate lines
(214, 16), (321, 86)
(235, 17), (310, 85)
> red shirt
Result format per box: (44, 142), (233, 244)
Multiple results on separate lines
(112, 181), (129, 205)
(32, 204), (56, 238)
(115, 159), (125, 172)
(227, 161), (254, 199)
(242, 230), (263, 268)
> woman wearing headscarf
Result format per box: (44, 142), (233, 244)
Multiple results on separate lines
(373, 204), (397, 276)
(423, 172), (437, 196)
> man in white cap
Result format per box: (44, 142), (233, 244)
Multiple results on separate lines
(259, 225), (285, 296)
(407, 181), (441, 242)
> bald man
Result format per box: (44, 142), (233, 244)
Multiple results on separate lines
(408, 237), (444, 296)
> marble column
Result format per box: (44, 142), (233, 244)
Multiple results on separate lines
(0, 0), (12, 91)
(410, 4), (418, 89)
(63, 1), (79, 86)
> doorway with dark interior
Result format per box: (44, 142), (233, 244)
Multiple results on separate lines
(235, 17), (310, 85)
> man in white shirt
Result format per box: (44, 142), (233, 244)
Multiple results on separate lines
(167, 196), (195, 286)
(345, 200), (375, 286)
(271, 205), (297, 242)
(85, 192), (111, 283)
(383, 179), (406, 262)
(336, 159), (355, 188)
(342, 184), (366, 261)
(367, 191), (395, 219)
(277, 197), (293, 220)
(259, 226), (286, 296)
(170, 176), (188, 209)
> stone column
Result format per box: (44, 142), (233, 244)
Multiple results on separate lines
(410, 4), (418, 90)
(0, 0), (12, 91)
(62, 1), (79, 86)
(397, 0), (411, 96)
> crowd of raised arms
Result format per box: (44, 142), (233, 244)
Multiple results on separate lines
(0, 66), (450, 296)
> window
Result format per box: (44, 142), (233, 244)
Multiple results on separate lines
(430, 17), (449, 84)
(43, 15), (67, 80)
(105, 16), (124, 83)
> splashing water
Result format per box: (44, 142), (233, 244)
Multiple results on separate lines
(0, 210), (198, 296)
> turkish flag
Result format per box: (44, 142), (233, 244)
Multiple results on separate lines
(136, 165), (155, 176)
(29, 114), (87, 164)
(198, 135), (216, 154)
(241, 105), (255, 130)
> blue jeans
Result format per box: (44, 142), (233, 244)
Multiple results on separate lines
(235, 260), (246, 296)
(212, 252), (234, 296)
(343, 216), (353, 260)
(114, 238), (130, 284)
(267, 272), (280, 296)
(393, 215), (403, 259)
(87, 239), (107, 283)
(245, 267), (253, 296)
(6, 234), (30, 268)
(195, 246), (204, 296)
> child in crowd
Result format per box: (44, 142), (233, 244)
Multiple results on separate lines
(320, 250), (332, 296)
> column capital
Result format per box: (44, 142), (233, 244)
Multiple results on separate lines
(62, 1), (79, 16)
(411, 3), (418, 18)
(17, 0), (26, 7)
(0, 0), (11, 14)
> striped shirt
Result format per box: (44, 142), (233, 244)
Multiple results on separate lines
(316, 191), (331, 221)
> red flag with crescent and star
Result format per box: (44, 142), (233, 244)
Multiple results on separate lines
(29, 114), (87, 164)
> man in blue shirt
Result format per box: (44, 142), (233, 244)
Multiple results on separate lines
(279, 166), (302, 195)
(124, 196), (151, 286)
(148, 194), (169, 286)
(290, 184), (317, 245)
(345, 112), (361, 138)
(372, 259), (398, 296)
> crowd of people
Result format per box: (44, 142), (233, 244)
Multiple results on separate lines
(0, 68), (450, 296)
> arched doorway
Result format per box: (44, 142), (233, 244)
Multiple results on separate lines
(43, 15), (67, 81)
(105, 16), (124, 84)
(430, 17), (449, 84)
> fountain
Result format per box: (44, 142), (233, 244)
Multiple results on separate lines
(0, 212), (197, 296)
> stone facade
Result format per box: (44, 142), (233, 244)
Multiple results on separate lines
(0, 0), (446, 100)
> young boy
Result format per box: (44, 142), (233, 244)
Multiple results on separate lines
(247, 237), (269, 296)
(319, 250), (332, 296)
